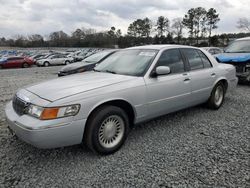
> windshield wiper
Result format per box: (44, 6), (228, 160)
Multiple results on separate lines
(225, 51), (250, 53)
(104, 70), (117, 74)
(93, 68), (101, 72)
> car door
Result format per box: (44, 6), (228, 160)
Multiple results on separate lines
(144, 49), (192, 118)
(6, 57), (18, 68)
(59, 55), (66, 65)
(50, 55), (58, 65)
(181, 48), (217, 105)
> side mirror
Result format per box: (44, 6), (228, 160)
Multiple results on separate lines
(155, 66), (171, 76)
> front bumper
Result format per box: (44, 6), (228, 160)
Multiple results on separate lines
(236, 72), (250, 81)
(5, 102), (86, 149)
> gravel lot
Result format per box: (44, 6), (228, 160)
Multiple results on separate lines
(0, 67), (249, 187)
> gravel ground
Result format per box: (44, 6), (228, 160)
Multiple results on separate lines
(0, 67), (249, 188)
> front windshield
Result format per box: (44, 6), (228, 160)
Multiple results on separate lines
(83, 50), (113, 63)
(225, 40), (250, 53)
(94, 49), (158, 76)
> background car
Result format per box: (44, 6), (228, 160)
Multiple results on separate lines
(36, 54), (74, 67)
(215, 37), (250, 82)
(58, 49), (117, 76)
(201, 47), (223, 55)
(0, 56), (34, 69)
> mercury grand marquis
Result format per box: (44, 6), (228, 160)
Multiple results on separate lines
(5, 45), (238, 154)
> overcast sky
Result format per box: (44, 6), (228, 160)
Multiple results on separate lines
(0, 0), (249, 38)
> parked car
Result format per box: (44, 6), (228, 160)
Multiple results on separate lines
(5, 45), (238, 154)
(30, 54), (47, 62)
(36, 54), (74, 66)
(215, 37), (250, 82)
(201, 47), (223, 55)
(58, 49), (117, 76)
(0, 56), (34, 69)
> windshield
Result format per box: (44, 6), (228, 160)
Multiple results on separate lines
(225, 40), (250, 53)
(83, 51), (113, 63)
(94, 49), (158, 76)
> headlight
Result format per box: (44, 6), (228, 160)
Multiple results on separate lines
(27, 104), (80, 120)
(77, 68), (85, 73)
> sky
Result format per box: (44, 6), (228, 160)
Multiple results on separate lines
(0, 0), (249, 38)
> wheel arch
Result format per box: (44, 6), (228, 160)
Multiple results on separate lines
(85, 99), (136, 129)
(213, 77), (228, 92)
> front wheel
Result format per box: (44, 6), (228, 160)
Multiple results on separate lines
(44, 62), (50, 67)
(84, 106), (130, 155)
(22, 62), (29, 68)
(207, 82), (225, 109)
(65, 61), (70, 65)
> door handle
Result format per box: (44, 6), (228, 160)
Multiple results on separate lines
(184, 78), (190, 82)
(211, 73), (216, 77)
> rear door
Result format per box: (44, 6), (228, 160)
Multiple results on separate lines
(181, 48), (217, 104)
(145, 49), (192, 118)
(50, 55), (58, 65)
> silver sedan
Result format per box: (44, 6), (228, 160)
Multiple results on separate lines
(5, 45), (238, 154)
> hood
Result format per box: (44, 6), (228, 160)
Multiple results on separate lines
(215, 53), (250, 63)
(60, 61), (95, 72)
(25, 72), (134, 102)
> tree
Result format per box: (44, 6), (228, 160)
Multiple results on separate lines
(116, 29), (122, 38)
(107, 26), (116, 37)
(49, 31), (69, 47)
(206, 8), (220, 46)
(183, 8), (195, 42)
(237, 17), (250, 32)
(127, 18), (152, 37)
(171, 18), (184, 43)
(127, 22), (137, 37)
(72, 28), (85, 39)
(183, 7), (207, 45)
(193, 7), (207, 44)
(28, 34), (44, 47)
(156, 16), (170, 37)
(143, 17), (152, 37)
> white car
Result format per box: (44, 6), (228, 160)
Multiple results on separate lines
(36, 54), (73, 66)
(5, 45), (238, 154)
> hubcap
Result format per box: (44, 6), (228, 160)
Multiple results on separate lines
(214, 85), (224, 106)
(98, 115), (125, 149)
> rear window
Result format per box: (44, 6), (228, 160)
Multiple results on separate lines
(197, 50), (212, 68)
(182, 49), (204, 70)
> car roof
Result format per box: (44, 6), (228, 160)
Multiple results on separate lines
(127, 44), (198, 50)
(236, 37), (250, 41)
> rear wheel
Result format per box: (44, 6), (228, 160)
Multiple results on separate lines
(207, 82), (225, 109)
(44, 62), (50, 67)
(65, 61), (70, 65)
(84, 105), (130, 155)
(22, 62), (29, 68)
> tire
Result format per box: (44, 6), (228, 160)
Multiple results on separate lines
(207, 82), (225, 109)
(22, 62), (29, 68)
(65, 61), (70, 65)
(44, 62), (50, 67)
(84, 105), (130, 155)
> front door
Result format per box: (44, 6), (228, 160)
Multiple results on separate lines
(144, 49), (192, 118)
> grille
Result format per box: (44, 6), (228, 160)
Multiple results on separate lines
(12, 95), (27, 115)
(235, 66), (244, 73)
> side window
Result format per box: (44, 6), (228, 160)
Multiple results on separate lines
(208, 49), (215, 54)
(182, 49), (204, 70)
(156, 49), (185, 74)
(197, 50), (212, 68)
(214, 49), (222, 54)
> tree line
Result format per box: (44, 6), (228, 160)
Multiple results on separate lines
(0, 7), (249, 48)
